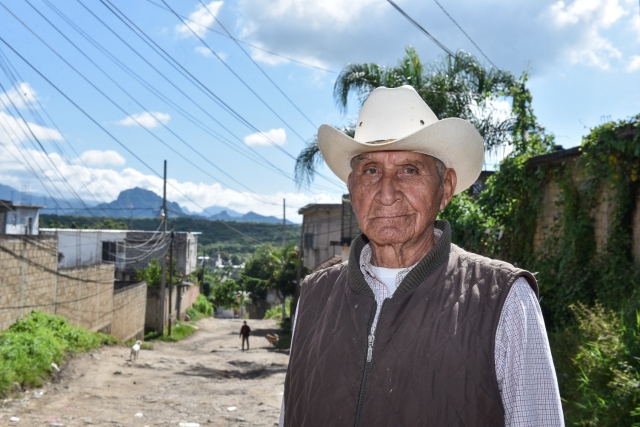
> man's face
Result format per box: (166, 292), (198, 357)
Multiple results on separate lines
(348, 151), (455, 247)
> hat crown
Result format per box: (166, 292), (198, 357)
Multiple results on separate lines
(354, 85), (439, 143)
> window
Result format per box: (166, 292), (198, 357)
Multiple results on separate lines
(303, 233), (314, 249)
(102, 241), (116, 262)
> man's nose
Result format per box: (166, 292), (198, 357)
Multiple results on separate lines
(377, 172), (401, 206)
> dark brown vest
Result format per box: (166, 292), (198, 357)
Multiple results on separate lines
(284, 221), (538, 427)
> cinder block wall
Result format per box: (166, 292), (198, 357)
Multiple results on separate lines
(112, 282), (147, 342)
(55, 264), (114, 333)
(0, 235), (147, 341)
(0, 235), (58, 330)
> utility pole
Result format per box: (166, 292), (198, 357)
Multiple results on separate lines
(158, 160), (167, 335)
(168, 229), (174, 336)
(282, 198), (286, 247)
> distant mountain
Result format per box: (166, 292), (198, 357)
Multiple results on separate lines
(0, 183), (98, 213)
(1, 183), (293, 224)
(237, 211), (292, 224)
(85, 187), (185, 218)
(201, 205), (242, 218)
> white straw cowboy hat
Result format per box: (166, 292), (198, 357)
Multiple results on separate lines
(317, 85), (484, 195)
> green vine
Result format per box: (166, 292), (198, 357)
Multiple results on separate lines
(442, 110), (640, 425)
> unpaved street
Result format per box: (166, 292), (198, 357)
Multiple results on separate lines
(1, 318), (289, 426)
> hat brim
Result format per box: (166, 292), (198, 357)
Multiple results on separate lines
(318, 118), (484, 196)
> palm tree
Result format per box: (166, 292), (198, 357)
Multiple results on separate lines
(295, 47), (522, 185)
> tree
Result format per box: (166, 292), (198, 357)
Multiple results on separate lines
(266, 244), (308, 318)
(136, 258), (180, 286)
(210, 278), (241, 309)
(239, 244), (310, 316)
(295, 47), (522, 185)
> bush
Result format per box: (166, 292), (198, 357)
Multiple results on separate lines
(552, 302), (640, 426)
(0, 311), (116, 396)
(192, 294), (213, 317)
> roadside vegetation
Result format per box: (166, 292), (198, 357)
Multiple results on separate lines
(0, 311), (117, 397)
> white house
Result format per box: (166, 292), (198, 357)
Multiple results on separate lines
(39, 228), (199, 281)
(0, 200), (43, 235)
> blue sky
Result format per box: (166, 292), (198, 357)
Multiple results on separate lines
(0, 0), (638, 222)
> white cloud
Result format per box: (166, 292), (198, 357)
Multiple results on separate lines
(0, 82), (38, 111)
(0, 143), (338, 220)
(195, 46), (227, 60)
(626, 55), (640, 72)
(175, 1), (223, 38)
(233, 0), (638, 78)
(195, 46), (212, 57)
(117, 111), (170, 129)
(0, 111), (63, 147)
(78, 149), (126, 167)
(544, 0), (632, 69)
(243, 128), (286, 146)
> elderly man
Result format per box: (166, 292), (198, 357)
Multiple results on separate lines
(280, 86), (563, 426)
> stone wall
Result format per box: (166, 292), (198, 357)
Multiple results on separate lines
(112, 282), (147, 342)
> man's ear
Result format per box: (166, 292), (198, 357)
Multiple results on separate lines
(439, 168), (457, 211)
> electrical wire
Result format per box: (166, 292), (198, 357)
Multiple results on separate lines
(386, 0), (455, 57)
(98, 0), (342, 190)
(40, 0), (297, 182)
(197, 0), (317, 130)
(70, 0), (340, 193)
(0, 51), (115, 214)
(142, 0), (338, 74)
(17, 0), (288, 209)
(160, 0), (315, 142)
(431, 0), (497, 68)
(0, 35), (262, 244)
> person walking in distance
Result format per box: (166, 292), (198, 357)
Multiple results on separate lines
(239, 321), (251, 351)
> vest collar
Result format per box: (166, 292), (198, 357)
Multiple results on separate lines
(348, 220), (452, 297)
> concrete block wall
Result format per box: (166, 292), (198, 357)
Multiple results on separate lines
(0, 235), (147, 341)
(0, 236), (58, 331)
(145, 284), (201, 331)
(55, 264), (114, 333)
(112, 282), (147, 342)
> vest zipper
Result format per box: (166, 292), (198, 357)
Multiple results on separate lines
(354, 300), (387, 427)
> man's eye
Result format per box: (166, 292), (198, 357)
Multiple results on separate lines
(404, 167), (418, 174)
(364, 167), (378, 174)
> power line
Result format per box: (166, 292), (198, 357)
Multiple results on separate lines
(0, 50), (116, 213)
(159, 0), (343, 188)
(386, 0), (455, 57)
(142, 0), (338, 74)
(15, 1), (288, 209)
(82, 0), (341, 192)
(431, 0), (497, 68)
(44, 0), (298, 186)
(196, 0), (318, 130)
(100, 0), (295, 159)
(0, 35), (261, 244)
(0, 76), (93, 212)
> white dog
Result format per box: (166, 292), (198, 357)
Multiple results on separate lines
(130, 340), (141, 361)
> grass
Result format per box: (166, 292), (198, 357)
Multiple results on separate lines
(144, 322), (197, 343)
(0, 311), (117, 397)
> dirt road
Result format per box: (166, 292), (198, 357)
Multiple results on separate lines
(1, 318), (289, 426)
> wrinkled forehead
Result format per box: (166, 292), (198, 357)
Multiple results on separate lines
(349, 151), (434, 168)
